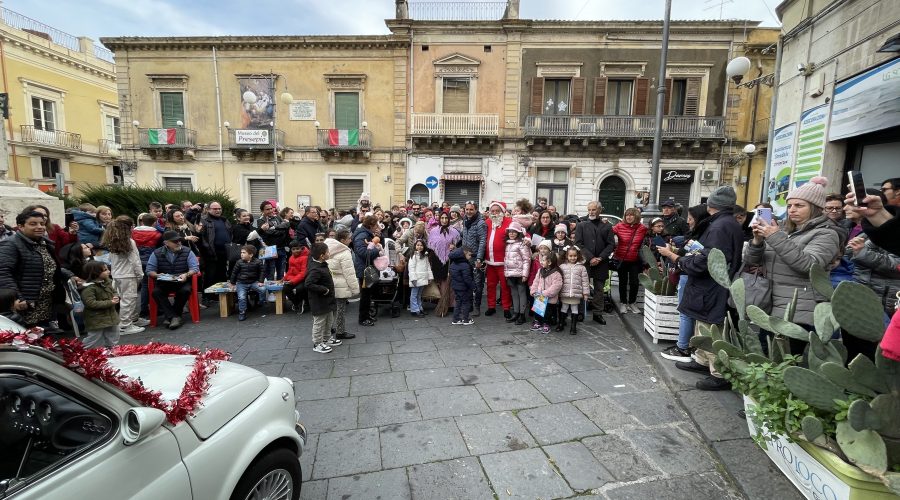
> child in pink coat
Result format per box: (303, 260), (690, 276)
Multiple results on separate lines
(529, 252), (563, 334)
(559, 245), (591, 334)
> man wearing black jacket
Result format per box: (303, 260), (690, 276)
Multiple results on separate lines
(293, 206), (322, 247)
(575, 201), (616, 324)
(658, 186), (744, 391)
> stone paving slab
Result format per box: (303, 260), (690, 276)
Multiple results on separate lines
(454, 411), (537, 455)
(390, 339), (437, 354)
(544, 441), (615, 491)
(605, 471), (742, 500)
(581, 434), (661, 482)
(712, 438), (805, 500)
(438, 346), (494, 367)
(457, 363), (515, 385)
(379, 418), (469, 468)
(415, 385), (490, 419)
(516, 402), (603, 445)
(572, 396), (641, 430)
(296, 377), (350, 401)
(551, 353), (608, 372)
(348, 341), (393, 357)
(312, 428), (382, 479)
(404, 367), (464, 390)
(527, 372), (595, 403)
(623, 427), (718, 475)
(297, 397), (358, 432)
(358, 391), (422, 428)
(349, 371), (408, 397)
(280, 359), (334, 381)
(389, 351), (445, 371)
(609, 390), (688, 426)
(407, 457), (494, 500)
(479, 448), (574, 500)
(482, 344), (535, 363)
(475, 380), (549, 411)
(332, 354), (391, 377)
(325, 468), (411, 500)
(502, 358), (567, 379)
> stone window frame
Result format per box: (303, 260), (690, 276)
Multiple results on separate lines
(664, 64), (714, 116)
(433, 53), (481, 114)
(147, 74), (189, 128)
(19, 78), (67, 132)
(324, 74), (367, 129)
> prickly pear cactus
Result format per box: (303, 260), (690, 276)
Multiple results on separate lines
(831, 281), (887, 342)
(782, 366), (845, 411)
(707, 248), (732, 288)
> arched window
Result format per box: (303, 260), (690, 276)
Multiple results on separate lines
(409, 184), (429, 205)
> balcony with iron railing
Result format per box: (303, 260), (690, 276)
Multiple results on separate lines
(316, 128), (373, 154)
(524, 115), (725, 141)
(411, 113), (499, 137)
(137, 127), (196, 160)
(0, 7), (115, 63)
(20, 125), (82, 151)
(408, 1), (508, 20)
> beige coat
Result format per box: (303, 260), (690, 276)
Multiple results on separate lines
(325, 238), (360, 299)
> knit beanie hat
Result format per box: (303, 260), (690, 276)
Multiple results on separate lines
(554, 223), (568, 235)
(786, 176), (829, 209)
(537, 239), (552, 250)
(707, 186), (737, 210)
(450, 204), (462, 215)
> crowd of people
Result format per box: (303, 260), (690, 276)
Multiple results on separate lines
(1, 176), (898, 370)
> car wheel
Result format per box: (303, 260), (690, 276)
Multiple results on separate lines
(231, 448), (301, 500)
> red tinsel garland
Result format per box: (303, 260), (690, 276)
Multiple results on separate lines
(0, 328), (229, 424)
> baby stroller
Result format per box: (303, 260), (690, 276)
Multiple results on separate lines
(368, 238), (402, 318)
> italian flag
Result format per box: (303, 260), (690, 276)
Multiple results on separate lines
(148, 128), (177, 145)
(328, 129), (359, 146)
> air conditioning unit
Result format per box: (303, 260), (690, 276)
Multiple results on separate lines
(701, 170), (719, 182)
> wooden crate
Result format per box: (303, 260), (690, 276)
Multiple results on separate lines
(643, 290), (680, 343)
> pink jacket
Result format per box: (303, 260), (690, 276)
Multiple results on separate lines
(504, 239), (531, 278)
(530, 268), (564, 303)
(528, 257), (541, 287)
(559, 262), (591, 299)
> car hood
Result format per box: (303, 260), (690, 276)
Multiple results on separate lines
(106, 354), (269, 439)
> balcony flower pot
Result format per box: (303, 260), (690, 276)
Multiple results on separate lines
(743, 397), (898, 500)
(642, 289), (679, 343)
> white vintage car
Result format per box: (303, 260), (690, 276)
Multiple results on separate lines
(0, 317), (306, 500)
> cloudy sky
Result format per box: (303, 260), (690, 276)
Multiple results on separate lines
(6, 0), (781, 43)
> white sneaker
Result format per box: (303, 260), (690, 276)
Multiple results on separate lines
(326, 337), (342, 347)
(120, 325), (145, 335)
(451, 319), (464, 325)
(628, 303), (641, 314)
(462, 319), (475, 325)
(617, 303), (628, 314)
(134, 318), (151, 327)
(313, 343), (333, 354)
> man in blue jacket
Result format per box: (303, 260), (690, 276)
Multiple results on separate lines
(460, 202), (487, 316)
(658, 186), (743, 391)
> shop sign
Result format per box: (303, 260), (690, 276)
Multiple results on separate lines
(660, 170), (695, 183)
(235, 129), (270, 145)
(830, 58), (900, 141)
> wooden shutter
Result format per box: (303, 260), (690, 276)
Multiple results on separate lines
(160, 92), (184, 128)
(571, 77), (586, 115)
(663, 78), (673, 115)
(634, 78), (651, 115)
(530, 77), (544, 114)
(592, 77), (607, 114)
(334, 92), (360, 129)
(163, 177), (194, 191)
(684, 77), (701, 116)
(334, 179), (364, 211)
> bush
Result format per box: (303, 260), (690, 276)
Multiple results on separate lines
(72, 185), (238, 221)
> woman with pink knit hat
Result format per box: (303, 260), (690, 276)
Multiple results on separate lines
(744, 176), (843, 336)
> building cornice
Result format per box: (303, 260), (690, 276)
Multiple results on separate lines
(1, 34), (116, 82)
(100, 36), (410, 52)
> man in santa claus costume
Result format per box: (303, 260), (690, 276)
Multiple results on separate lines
(484, 200), (513, 318)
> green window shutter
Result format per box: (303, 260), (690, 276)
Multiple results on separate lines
(160, 92), (185, 127)
(334, 92), (360, 129)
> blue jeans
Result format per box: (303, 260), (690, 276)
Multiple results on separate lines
(410, 285), (424, 313)
(676, 274), (694, 350)
(264, 249), (287, 280)
(235, 282), (267, 314)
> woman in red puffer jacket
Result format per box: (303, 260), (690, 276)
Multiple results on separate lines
(612, 208), (648, 314)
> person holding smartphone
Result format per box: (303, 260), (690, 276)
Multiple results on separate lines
(745, 176), (842, 350)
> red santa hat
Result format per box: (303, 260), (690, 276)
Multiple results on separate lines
(489, 200), (507, 212)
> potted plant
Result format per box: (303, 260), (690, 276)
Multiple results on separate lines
(637, 245), (679, 343)
(699, 249), (899, 499)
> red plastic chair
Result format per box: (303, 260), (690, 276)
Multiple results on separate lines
(148, 273), (202, 327)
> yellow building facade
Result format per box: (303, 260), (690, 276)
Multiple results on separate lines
(101, 36), (408, 213)
(0, 7), (118, 194)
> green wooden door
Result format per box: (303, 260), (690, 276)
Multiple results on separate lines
(598, 176), (626, 218)
(334, 92), (359, 129)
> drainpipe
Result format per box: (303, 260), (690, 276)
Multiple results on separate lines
(212, 46), (225, 181)
(761, 35), (782, 204)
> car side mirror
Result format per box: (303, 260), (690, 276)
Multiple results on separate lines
(122, 407), (167, 445)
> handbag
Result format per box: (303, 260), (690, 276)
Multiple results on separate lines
(531, 294), (548, 316)
(610, 228), (639, 272)
(422, 281), (441, 301)
(225, 242), (243, 262)
(258, 245), (278, 260)
(737, 264), (772, 313)
(64, 279), (84, 314)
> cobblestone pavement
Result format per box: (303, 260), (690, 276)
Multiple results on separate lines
(122, 302), (796, 499)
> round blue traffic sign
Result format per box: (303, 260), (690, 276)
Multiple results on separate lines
(425, 176), (439, 190)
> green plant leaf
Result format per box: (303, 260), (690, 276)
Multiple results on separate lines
(713, 339), (743, 359)
(707, 248), (732, 288)
(809, 264), (834, 300)
(801, 415), (824, 441)
(784, 288), (799, 322)
(869, 394), (900, 440)
(837, 421), (888, 475)
(769, 316), (809, 341)
(746, 305), (773, 331)
(832, 281), (888, 342)
(745, 353), (770, 364)
(689, 335), (714, 352)
(819, 362), (876, 398)
(638, 273), (655, 291)
(813, 302), (839, 343)
(848, 399), (882, 432)
(783, 366), (845, 411)
(730, 278), (746, 320)
(848, 354), (889, 393)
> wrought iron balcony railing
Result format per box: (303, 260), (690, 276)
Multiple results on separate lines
(411, 113), (499, 136)
(316, 128), (372, 151)
(524, 115), (725, 140)
(227, 128), (285, 149)
(408, 2), (507, 20)
(20, 125), (82, 150)
(137, 127), (197, 149)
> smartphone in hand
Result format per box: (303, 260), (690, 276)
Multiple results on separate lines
(652, 235), (666, 247)
(848, 171), (867, 207)
(757, 208), (773, 225)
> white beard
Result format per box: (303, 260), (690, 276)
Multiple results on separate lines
(490, 215), (503, 225)
(588, 215), (597, 220)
